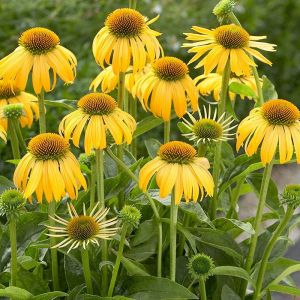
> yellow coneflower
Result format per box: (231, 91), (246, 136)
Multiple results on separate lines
(236, 99), (300, 164)
(195, 72), (260, 101)
(182, 105), (236, 145)
(139, 141), (214, 204)
(13, 133), (86, 202)
(132, 57), (199, 121)
(92, 8), (162, 75)
(0, 124), (6, 142)
(183, 24), (276, 76)
(0, 80), (39, 130)
(0, 27), (77, 94)
(47, 203), (118, 253)
(59, 93), (136, 154)
(89, 64), (150, 94)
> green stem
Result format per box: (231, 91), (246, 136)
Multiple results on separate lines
(199, 277), (207, 300)
(49, 201), (60, 291)
(13, 120), (27, 152)
(108, 224), (128, 297)
(197, 143), (207, 157)
(164, 121), (170, 143)
(228, 12), (264, 106)
(253, 206), (294, 300)
(129, 0), (137, 8)
(89, 162), (96, 211)
(240, 161), (273, 299)
(210, 60), (231, 219)
(170, 192), (178, 282)
(178, 214), (190, 256)
(9, 218), (17, 286)
(129, 97), (137, 158)
(95, 149), (107, 293)
(8, 119), (20, 159)
(81, 248), (93, 294)
(105, 147), (162, 277)
(226, 177), (245, 218)
(37, 89), (46, 133)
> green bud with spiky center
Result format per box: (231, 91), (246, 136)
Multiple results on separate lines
(2, 104), (24, 119)
(119, 205), (141, 228)
(0, 189), (26, 218)
(78, 151), (96, 167)
(188, 253), (215, 280)
(281, 184), (300, 209)
(213, 0), (236, 22)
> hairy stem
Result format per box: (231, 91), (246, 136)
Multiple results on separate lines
(37, 89), (46, 133)
(9, 218), (17, 286)
(199, 277), (207, 300)
(164, 121), (171, 143)
(8, 119), (20, 159)
(81, 248), (93, 294)
(170, 192), (178, 282)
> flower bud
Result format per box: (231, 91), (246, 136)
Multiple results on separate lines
(120, 205), (141, 228)
(0, 189), (26, 218)
(2, 103), (24, 119)
(188, 253), (215, 280)
(281, 184), (300, 209)
(213, 0), (236, 22)
(78, 151), (96, 166)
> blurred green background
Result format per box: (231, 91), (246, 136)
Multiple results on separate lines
(0, 0), (300, 170)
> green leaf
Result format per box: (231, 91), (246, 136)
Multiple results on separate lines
(31, 291), (69, 300)
(213, 266), (252, 283)
(77, 296), (133, 300)
(0, 286), (32, 300)
(64, 254), (85, 290)
(221, 285), (241, 300)
(44, 99), (75, 111)
(123, 276), (198, 299)
(262, 76), (278, 101)
(267, 284), (300, 296)
(0, 175), (14, 193)
(121, 256), (150, 276)
(133, 115), (164, 138)
(179, 202), (214, 228)
(213, 218), (255, 235)
(229, 82), (257, 98)
(144, 138), (161, 158)
(131, 220), (156, 246)
(177, 122), (190, 134)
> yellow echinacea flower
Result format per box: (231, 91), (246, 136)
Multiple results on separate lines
(0, 27), (77, 94)
(236, 99), (300, 164)
(93, 8), (162, 75)
(59, 93), (136, 154)
(13, 133), (86, 202)
(0, 124), (6, 142)
(0, 80), (39, 130)
(132, 57), (199, 121)
(183, 24), (276, 76)
(139, 141), (214, 204)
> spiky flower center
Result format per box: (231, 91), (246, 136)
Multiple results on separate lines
(214, 24), (249, 49)
(193, 119), (223, 140)
(19, 27), (60, 55)
(67, 215), (100, 241)
(0, 189), (25, 215)
(0, 81), (20, 99)
(262, 99), (300, 126)
(189, 254), (214, 278)
(153, 57), (188, 81)
(282, 184), (300, 209)
(3, 104), (23, 119)
(159, 141), (196, 164)
(120, 205), (141, 227)
(106, 8), (145, 38)
(78, 93), (117, 115)
(28, 133), (69, 160)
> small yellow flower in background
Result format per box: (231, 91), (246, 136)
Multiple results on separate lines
(132, 57), (199, 121)
(89, 64), (150, 94)
(0, 124), (6, 142)
(46, 203), (118, 253)
(13, 133), (86, 202)
(195, 72), (260, 101)
(139, 141), (214, 204)
(93, 8), (163, 75)
(182, 105), (236, 145)
(0, 27), (77, 94)
(236, 99), (300, 164)
(183, 24), (276, 76)
(59, 93), (136, 154)
(0, 80), (39, 130)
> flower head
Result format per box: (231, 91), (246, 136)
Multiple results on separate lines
(2, 103), (24, 119)
(13, 133), (87, 202)
(139, 141), (214, 204)
(195, 72), (260, 101)
(183, 24), (276, 76)
(120, 205), (141, 228)
(188, 253), (215, 280)
(0, 189), (26, 218)
(236, 99), (300, 164)
(182, 105), (236, 145)
(213, 0), (236, 22)
(93, 8), (162, 75)
(132, 57), (199, 121)
(59, 93), (136, 154)
(47, 203), (118, 253)
(0, 80), (39, 130)
(281, 184), (300, 209)
(0, 27), (77, 94)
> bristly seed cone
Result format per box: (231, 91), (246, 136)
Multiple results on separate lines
(193, 119), (223, 140)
